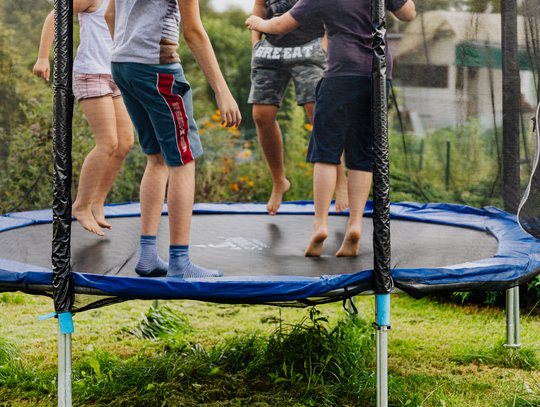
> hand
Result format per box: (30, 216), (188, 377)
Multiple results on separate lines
(33, 58), (50, 81)
(245, 15), (264, 32)
(215, 92), (242, 129)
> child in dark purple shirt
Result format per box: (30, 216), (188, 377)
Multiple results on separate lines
(246, 0), (415, 258)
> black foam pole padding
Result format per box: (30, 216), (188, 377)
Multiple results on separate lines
(52, 0), (74, 314)
(371, 0), (392, 294)
(501, 0), (521, 215)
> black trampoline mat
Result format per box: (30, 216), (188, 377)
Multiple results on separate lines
(0, 214), (498, 278)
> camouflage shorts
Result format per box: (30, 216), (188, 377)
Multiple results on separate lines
(248, 37), (327, 106)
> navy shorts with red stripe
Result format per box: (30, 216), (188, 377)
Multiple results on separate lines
(306, 76), (390, 172)
(111, 62), (202, 166)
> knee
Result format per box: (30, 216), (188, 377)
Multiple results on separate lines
(115, 135), (134, 158)
(253, 107), (277, 129)
(99, 138), (119, 157)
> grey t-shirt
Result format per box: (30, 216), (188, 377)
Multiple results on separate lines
(111, 0), (181, 64)
(289, 0), (408, 79)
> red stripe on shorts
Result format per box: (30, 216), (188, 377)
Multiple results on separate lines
(156, 74), (193, 164)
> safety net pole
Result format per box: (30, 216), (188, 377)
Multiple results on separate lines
(52, 0), (74, 405)
(371, 0), (392, 404)
(501, 0), (522, 349)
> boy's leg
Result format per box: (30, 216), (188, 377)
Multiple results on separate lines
(91, 96), (134, 229)
(305, 162), (337, 257)
(134, 152), (169, 277)
(336, 170), (372, 257)
(304, 102), (349, 213)
(334, 156), (349, 213)
(140, 153), (169, 236)
(253, 103), (290, 216)
(166, 161), (222, 278)
(73, 96), (120, 236)
(167, 161), (195, 246)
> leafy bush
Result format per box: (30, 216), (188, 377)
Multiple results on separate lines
(128, 303), (192, 341)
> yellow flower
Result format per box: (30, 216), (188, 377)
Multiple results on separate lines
(304, 124), (313, 131)
(237, 149), (252, 160)
(248, 181), (254, 187)
(212, 110), (221, 122)
(228, 128), (241, 137)
(239, 177), (249, 182)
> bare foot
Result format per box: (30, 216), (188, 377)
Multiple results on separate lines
(336, 225), (361, 257)
(72, 203), (105, 236)
(305, 227), (329, 257)
(91, 204), (112, 230)
(335, 182), (349, 213)
(267, 179), (290, 216)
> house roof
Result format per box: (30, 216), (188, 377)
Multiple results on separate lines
(395, 11), (527, 59)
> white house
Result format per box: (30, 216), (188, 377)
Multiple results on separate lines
(392, 11), (537, 133)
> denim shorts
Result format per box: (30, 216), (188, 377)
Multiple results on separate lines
(306, 76), (390, 172)
(111, 62), (202, 166)
(248, 38), (326, 106)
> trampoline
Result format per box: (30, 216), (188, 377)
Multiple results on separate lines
(1, 200), (539, 312)
(1, 0), (538, 405)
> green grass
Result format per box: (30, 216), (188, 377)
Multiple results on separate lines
(2, 294), (540, 406)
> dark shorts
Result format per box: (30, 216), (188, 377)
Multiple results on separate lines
(306, 76), (390, 172)
(248, 37), (326, 106)
(111, 62), (202, 167)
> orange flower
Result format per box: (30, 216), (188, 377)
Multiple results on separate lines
(248, 181), (254, 187)
(239, 177), (249, 182)
(304, 124), (313, 131)
(229, 183), (239, 192)
(212, 110), (221, 122)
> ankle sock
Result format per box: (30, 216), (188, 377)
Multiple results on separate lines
(167, 245), (223, 278)
(135, 235), (168, 277)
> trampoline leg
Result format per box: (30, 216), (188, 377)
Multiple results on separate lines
(505, 287), (521, 348)
(376, 294), (390, 407)
(58, 330), (72, 407)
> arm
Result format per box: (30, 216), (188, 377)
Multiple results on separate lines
(245, 12), (300, 35)
(33, 0), (99, 81)
(251, 0), (266, 47)
(391, 0), (416, 21)
(179, 0), (241, 128)
(104, 0), (115, 40)
(33, 10), (55, 81)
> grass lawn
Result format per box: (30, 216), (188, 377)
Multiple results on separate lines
(1, 291), (540, 406)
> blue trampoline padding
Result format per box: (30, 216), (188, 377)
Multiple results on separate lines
(0, 201), (539, 303)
